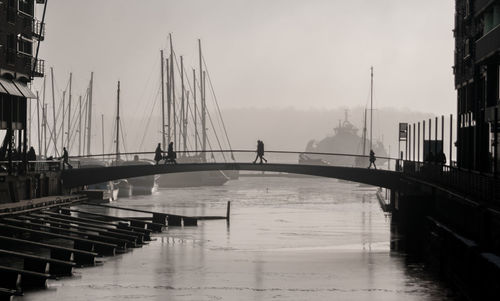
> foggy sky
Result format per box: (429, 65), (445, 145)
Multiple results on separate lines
(30, 0), (456, 153)
(35, 0), (455, 112)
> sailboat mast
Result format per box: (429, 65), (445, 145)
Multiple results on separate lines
(180, 55), (185, 153)
(50, 67), (58, 155)
(362, 108), (367, 155)
(116, 81), (120, 161)
(43, 104), (47, 157)
(68, 72), (72, 149)
(370, 66), (373, 151)
(42, 75), (46, 156)
(101, 114), (105, 160)
(169, 34), (176, 150)
(202, 71), (207, 157)
(166, 58), (171, 146)
(160, 50), (166, 150)
(193, 69), (198, 152)
(78, 95), (82, 156)
(199, 39), (206, 159)
(87, 72), (93, 155)
(36, 91), (41, 155)
(61, 90), (65, 152)
(185, 91), (189, 153)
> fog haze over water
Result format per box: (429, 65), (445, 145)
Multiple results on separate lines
(35, 0), (455, 129)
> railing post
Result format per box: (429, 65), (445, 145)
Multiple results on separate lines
(413, 123), (416, 162)
(423, 120), (426, 161)
(429, 118), (432, 161)
(407, 124), (411, 161)
(418, 122), (421, 162)
(435, 116), (438, 157)
(450, 114), (453, 166)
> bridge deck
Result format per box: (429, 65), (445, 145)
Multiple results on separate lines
(62, 162), (401, 189)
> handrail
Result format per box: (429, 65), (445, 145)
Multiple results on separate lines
(67, 149), (400, 162)
(402, 160), (500, 206)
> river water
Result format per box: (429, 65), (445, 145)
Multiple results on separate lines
(22, 176), (453, 301)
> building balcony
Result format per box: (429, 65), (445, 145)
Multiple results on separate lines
(20, 53), (44, 78)
(476, 24), (500, 61)
(32, 20), (45, 41)
(31, 58), (44, 78)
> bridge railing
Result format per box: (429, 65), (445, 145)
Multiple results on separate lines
(0, 160), (61, 174)
(68, 150), (401, 172)
(402, 160), (500, 205)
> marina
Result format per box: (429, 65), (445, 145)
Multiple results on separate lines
(1, 0), (500, 300)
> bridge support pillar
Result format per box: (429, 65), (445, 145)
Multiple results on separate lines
(392, 181), (433, 235)
(167, 215), (182, 227)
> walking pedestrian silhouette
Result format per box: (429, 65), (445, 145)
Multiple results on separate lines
(166, 142), (177, 164)
(59, 147), (72, 169)
(368, 149), (377, 169)
(154, 143), (162, 165)
(253, 140), (267, 164)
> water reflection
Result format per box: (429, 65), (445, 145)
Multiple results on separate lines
(22, 177), (453, 301)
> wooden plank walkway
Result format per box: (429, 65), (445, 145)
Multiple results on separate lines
(0, 195), (86, 216)
(0, 193), (228, 298)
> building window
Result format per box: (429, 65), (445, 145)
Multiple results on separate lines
(17, 36), (33, 55)
(465, 0), (470, 17)
(18, 0), (34, 16)
(484, 4), (500, 35)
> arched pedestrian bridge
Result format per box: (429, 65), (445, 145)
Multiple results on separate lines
(60, 149), (500, 207)
(62, 162), (401, 189)
(61, 150), (401, 189)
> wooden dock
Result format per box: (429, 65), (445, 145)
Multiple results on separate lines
(0, 195), (229, 300)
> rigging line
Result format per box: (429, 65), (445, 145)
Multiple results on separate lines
(109, 118), (116, 154)
(119, 119), (129, 160)
(200, 58), (227, 150)
(134, 63), (162, 145)
(202, 55), (235, 159)
(171, 51), (218, 151)
(206, 108), (226, 161)
(172, 52), (225, 160)
(182, 102), (196, 154)
(82, 94), (88, 155)
(135, 77), (161, 150)
(177, 61), (201, 154)
(186, 86), (204, 154)
(67, 88), (89, 150)
(138, 85), (161, 151)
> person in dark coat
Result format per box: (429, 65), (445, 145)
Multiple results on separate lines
(368, 149), (377, 169)
(166, 142), (177, 164)
(427, 151), (435, 164)
(437, 152), (446, 165)
(253, 140), (267, 164)
(27, 147), (36, 161)
(154, 143), (163, 165)
(59, 147), (72, 169)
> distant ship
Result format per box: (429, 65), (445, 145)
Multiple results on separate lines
(304, 67), (387, 167)
(303, 112), (387, 167)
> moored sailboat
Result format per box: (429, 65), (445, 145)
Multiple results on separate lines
(157, 36), (230, 188)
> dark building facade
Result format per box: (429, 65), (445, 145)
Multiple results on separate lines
(455, 0), (500, 172)
(0, 0), (44, 172)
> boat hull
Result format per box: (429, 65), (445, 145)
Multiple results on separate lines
(158, 170), (229, 188)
